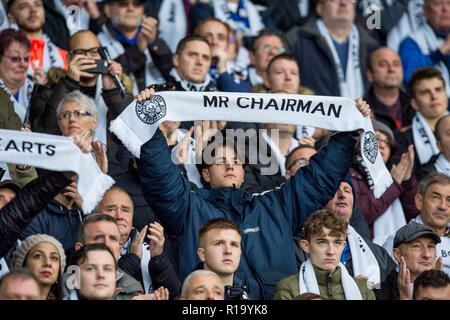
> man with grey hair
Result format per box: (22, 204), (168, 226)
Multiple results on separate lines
(180, 270), (224, 300)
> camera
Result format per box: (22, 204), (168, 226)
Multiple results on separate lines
(86, 59), (109, 74)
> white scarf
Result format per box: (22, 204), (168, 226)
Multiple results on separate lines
(372, 198), (407, 248)
(261, 130), (298, 177)
(410, 22), (450, 95)
(295, 125), (316, 140)
(212, 0), (264, 38)
(297, 0), (309, 18)
(0, 76), (34, 125)
(387, 0), (425, 52)
(434, 153), (450, 176)
(28, 34), (67, 75)
(298, 259), (363, 300)
(158, 0), (187, 53)
(53, 0), (90, 35)
(248, 67), (263, 86)
(347, 225), (381, 287)
(412, 111), (441, 165)
(316, 19), (364, 99)
(172, 128), (203, 188)
(97, 25), (165, 96)
(169, 68), (213, 92)
(0, 129), (114, 213)
(110, 91), (393, 198)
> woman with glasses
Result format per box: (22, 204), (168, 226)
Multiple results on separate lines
(348, 119), (420, 246)
(0, 28), (39, 126)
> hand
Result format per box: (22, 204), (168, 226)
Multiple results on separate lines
(434, 256), (444, 271)
(398, 256), (413, 300)
(33, 67), (47, 85)
(102, 60), (123, 90)
(137, 16), (158, 53)
(153, 286), (169, 300)
(63, 181), (83, 208)
(71, 129), (93, 153)
(67, 54), (97, 82)
(173, 127), (194, 165)
(136, 88), (156, 102)
(390, 154), (408, 184)
(403, 145), (414, 181)
(92, 140), (108, 174)
(298, 135), (315, 147)
(355, 274), (369, 281)
(130, 225), (148, 260)
(211, 48), (229, 74)
(355, 98), (371, 117)
(148, 221), (165, 258)
(79, 0), (100, 18)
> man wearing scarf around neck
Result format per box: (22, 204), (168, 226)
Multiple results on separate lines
(400, 0), (450, 96)
(99, 0), (173, 95)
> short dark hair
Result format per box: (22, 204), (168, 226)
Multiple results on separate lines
(285, 144), (317, 170)
(200, 136), (248, 170)
(77, 213), (119, 244)
(0, 268), (42, 299)
(409, 67), (446, 98)
(417, 172), (450, 197)
(266, 53), (298, 75)
(0, 28), (31, 61)
(434, 114), (450, 141)
(251, 28), (284, 52)
(198, 218), (241, 247)
(413, 269), (450, 300)
(194, 18), (231, 39)
(175, 35), (211, 56)
(303, 209), (348, 241)
(71, 243), (117, 270)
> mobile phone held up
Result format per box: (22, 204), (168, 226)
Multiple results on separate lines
(86, 59), (109, 74)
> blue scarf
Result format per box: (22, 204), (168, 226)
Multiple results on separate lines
(113, 24), (142, 46)
(229, 0), (250, 29)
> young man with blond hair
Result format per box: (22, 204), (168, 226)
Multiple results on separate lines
(273, 209), (375, 300)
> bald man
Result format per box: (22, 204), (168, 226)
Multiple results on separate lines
(364, 46), (416, 131)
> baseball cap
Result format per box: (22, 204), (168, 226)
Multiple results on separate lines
(393, 222), (441, 248)
(0, 179), (22, 194)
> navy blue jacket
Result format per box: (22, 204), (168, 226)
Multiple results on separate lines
(21, 199), (82, 251)
(137, 128), (356, 300)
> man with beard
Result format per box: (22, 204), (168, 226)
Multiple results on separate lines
(364, 47), (415, 132)
(7, 0), (68, 77)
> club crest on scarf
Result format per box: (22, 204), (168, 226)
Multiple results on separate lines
(362, 131), (378, 164)
(135, 95), (167, 124)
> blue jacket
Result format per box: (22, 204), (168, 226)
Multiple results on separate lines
(21, 199), (83, 251)
(399, 36), (450, 88)
(137, 128), (356, 300)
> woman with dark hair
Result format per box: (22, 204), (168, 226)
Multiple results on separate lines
(348, 119), (420, 246)
(12, 234), (66, 300)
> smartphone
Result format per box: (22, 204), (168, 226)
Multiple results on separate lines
(86, 60), (109, 74)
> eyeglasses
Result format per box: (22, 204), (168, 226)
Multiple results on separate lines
(115, 0), (143, 7)
(258, 45), (286, 54)
(376, 137), (391, 147)
(69, 47), (101, 56)
(3, 55), (32, 63)
(58, 110), (92, 120)
(289, 158), (309, 170)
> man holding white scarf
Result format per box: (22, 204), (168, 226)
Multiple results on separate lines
(274, 209), (375, 300)
(399, 0), (450, 96)
(130, 87), (372, 299)
(285, 0), (379, 98)
(395, 67), (449, 177)
(98, 0), (173, 95)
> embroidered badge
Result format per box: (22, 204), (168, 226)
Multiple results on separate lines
(135, 95), (167, 124)
(362, 131), (378, 164)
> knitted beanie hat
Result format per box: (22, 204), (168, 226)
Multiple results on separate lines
(12, 234), (66, 272)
